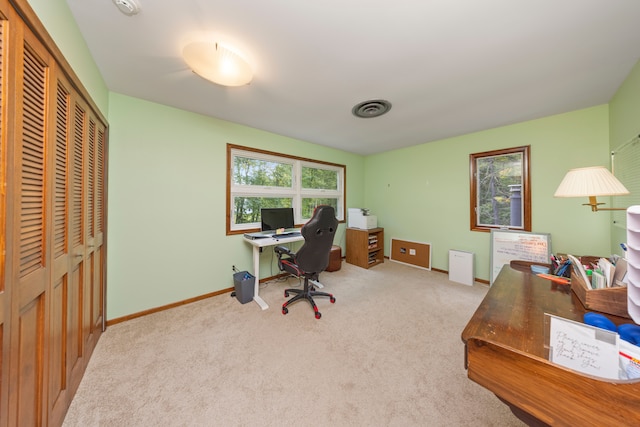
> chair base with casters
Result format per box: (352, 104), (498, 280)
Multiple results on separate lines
(282, 274), (336, 319)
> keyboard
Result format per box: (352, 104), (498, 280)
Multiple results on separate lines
(243, 232), (270, 240)
(272, 231), (301, 238)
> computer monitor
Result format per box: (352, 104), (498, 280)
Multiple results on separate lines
(261, 208), (295, 232)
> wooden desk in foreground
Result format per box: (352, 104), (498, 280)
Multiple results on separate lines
(461, 265), (640, 427)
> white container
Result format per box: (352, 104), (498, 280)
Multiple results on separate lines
(628, 262), (640, 284)
(348, 208), (378, 229)
(627, 240), (640, 265)
(349, 215), (377, 229)
(449, 250), (474, 286)
(628, 205), (640, 232)
(627, 206), (640, 323)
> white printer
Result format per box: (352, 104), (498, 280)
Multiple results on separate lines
(348, 208), (378, 229)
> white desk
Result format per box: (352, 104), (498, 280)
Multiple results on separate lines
(243, 234), (304, 310)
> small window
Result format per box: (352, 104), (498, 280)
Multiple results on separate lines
(470, 146), (530, 232)
(227, 144), (345, 234)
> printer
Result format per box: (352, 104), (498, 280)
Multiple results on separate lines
(348, 208), (378, 229)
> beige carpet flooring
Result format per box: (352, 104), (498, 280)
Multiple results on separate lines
(62, 261), (525, 426)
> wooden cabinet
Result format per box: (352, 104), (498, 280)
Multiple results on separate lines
(346, 227), (384, 268)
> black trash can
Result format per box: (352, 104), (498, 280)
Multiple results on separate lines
(232, 271), (255, 304)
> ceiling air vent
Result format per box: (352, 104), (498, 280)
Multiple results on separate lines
(352, 99), (392, 118)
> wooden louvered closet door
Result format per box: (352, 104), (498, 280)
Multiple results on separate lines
(0, 4), (8, 425)
(10, 19), (52, 427)
(0, 0), (108, 426)
(48, 74), (72, 427)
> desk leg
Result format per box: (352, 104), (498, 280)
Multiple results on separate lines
(252, 245), (269, 310)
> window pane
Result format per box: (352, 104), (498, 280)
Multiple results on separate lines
(302, 166), (338, 190)
(233, 197), (293, 225)
(470, 146), (530, 232)
(233, 156), (292, 187)
(227, 144), (346, 234)
(476, 153), (522, 227)
(302, 198), (338, 219)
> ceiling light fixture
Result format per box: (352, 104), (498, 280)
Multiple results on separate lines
(352, 99), (392, 118)
(112, 0), (140, 16)
(553, 166), (630, 212)
(182, 42), (253, 87)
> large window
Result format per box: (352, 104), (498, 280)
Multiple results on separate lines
(470, 146), (530, 232)
(227, 144), (345, 234)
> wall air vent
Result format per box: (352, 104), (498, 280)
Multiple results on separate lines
(352, 99), (392, 118)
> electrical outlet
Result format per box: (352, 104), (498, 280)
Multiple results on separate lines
(409, 249), (416, 256)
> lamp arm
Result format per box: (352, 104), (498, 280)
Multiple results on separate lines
(585, 196), (627, 212)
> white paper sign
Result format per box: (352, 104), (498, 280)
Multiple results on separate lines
(548, 315), (619, 379)
(490, 230), (551, 284)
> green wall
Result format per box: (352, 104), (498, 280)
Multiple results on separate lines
(609, 61), (640, 255)
(364, 105), (613, 281)
(28, 0), (109, 115)
(106, 93), (365, 319)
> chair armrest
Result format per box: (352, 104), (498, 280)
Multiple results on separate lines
(274, 245), (293, 256)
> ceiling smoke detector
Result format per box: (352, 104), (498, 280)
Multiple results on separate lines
(352, 99), (392, 118)
(113, 0), (140, 16)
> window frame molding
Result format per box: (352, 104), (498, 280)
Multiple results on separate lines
(226, 143), (346, 235)
(469, 145), (531, 233)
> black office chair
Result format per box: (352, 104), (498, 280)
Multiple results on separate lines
(274, 205), (338, 319)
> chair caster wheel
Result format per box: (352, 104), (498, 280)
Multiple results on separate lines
(315, 312), (322, 319)
(282, 306), (288, 315)
(330, 296), (336, 303)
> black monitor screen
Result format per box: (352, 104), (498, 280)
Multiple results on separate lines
(261, 208), (295, 232)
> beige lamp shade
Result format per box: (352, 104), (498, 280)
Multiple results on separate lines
(554, 166), (629, 197)
(554, 166), (630, 212)
(183, 42), (253, 87)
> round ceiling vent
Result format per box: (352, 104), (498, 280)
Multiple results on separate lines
(352, 99), (392, 118)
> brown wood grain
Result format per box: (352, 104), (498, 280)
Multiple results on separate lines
(346, 227), (384, 269)
(1, 1), (108, 425)
(462, 265), (640, 426)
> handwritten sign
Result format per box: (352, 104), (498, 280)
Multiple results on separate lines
(548, 314), (619, 379)
(490, 230), (551, 284)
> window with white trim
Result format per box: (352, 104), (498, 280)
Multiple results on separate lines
(227, 144), (345, 234)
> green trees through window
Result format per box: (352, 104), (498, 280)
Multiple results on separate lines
(232, 156), (293, 226)
(470, 146), (530, 232)
(227, 145), (345, 233)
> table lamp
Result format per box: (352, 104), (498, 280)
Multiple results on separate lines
(554, 166), (629, 212)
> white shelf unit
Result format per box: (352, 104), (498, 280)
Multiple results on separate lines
(627, 206), (640, 323)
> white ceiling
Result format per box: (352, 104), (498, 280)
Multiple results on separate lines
(64, 0), (640, 155)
